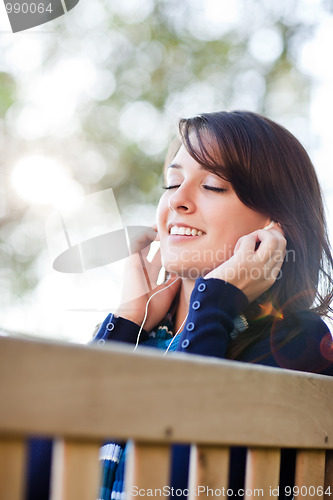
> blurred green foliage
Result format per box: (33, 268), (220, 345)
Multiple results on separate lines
(0, 0), (329, 304)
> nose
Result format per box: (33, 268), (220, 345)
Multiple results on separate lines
(167, 183), (195, 213)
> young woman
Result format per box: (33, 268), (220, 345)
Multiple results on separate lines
(26, 111), (333, 499)
(93, 111), (333, 499)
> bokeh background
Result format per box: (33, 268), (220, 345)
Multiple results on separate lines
(1, 0), (333, 342)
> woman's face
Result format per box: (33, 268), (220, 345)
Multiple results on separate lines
(156, 144), (269, 279)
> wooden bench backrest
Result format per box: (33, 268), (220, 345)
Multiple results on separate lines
(0, 336), (332, 499)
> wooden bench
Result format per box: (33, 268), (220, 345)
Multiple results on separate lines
(0, 336), (332, 500)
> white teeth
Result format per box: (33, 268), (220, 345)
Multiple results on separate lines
(170, 226), (204, 236)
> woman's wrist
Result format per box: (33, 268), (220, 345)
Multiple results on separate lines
(114, 309), (143, 327)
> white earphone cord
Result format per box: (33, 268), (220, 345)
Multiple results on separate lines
(134, 277), (181, 351)
(163, 312), (188, 356)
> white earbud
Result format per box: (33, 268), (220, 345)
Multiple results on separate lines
(263, 220), (276, 231)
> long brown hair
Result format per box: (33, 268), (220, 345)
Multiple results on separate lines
(177, 111), (333, 360)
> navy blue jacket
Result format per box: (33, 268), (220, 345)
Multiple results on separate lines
(27, 278), (333, 499)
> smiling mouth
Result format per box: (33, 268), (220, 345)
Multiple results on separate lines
(169, 226), (205, 236)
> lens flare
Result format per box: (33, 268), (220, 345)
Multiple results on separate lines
(268, 289), (333, 372)
(320, 333), (333, 361)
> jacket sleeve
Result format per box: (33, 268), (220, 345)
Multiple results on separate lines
(241, 310), (333, 375)
(92, 313), (149, 345)
(174, 277), (333, 376)
(175, 277), (249, 357)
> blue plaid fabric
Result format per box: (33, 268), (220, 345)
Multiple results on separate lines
(98, 442), (125, 500)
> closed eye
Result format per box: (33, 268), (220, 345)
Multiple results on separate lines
(162, 185), (180, 190)
(163, 185), (227, 192)
(203, 185), (227, 193)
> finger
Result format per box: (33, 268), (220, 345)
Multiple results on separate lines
(262, 228), (287, 254)
(150, 246), (162, 267)
(233, 232), (258, 256)
(262, 257), (285, 285)
(272, 222), (285, 237)
(149, 247), (163, 282)
(252, 229), (286, 262)
(234, 228), (286, 265)
(263, 251), (286, 277)
(263, 221), (285, 237)
(140, 245), (150, 260)
(152, 224), (160, 241)
(138, 251), (153, 292)
(129, 227), (158, 254)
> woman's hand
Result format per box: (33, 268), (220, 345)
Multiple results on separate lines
(204, 223), (287, 303)
(115, 226), (181, 332)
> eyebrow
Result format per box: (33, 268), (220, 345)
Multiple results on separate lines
(167, 162), (205, 170)
(167, 163), (182, 169)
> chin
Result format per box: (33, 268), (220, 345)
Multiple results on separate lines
(164, 261), (212, 280)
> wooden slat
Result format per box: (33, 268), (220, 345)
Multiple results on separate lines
(294, 450), (326, 500)
(50, 439), (101, 500)
(245, 448), (280, 499)
(325, 451), (333, 499)
(125, 441), (170, 499)
(1, 336), (333, 448)
(0, 437), (26, 500)
(188, 445), (229, 500)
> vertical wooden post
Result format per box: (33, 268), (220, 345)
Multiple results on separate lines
(50, 439), (101, 500)
(294, 450), (326, 500)
(0, 437), (26, 500)
(188, 445), (229, 500)
(125, 441), (170, 499)
(245, 448), (280, 499)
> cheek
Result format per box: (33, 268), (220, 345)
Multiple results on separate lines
(208, 207), (266, 258)
(210, 230), (239, 261)
(237, 211), (268, 234)
(221, 199), (268, 236)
